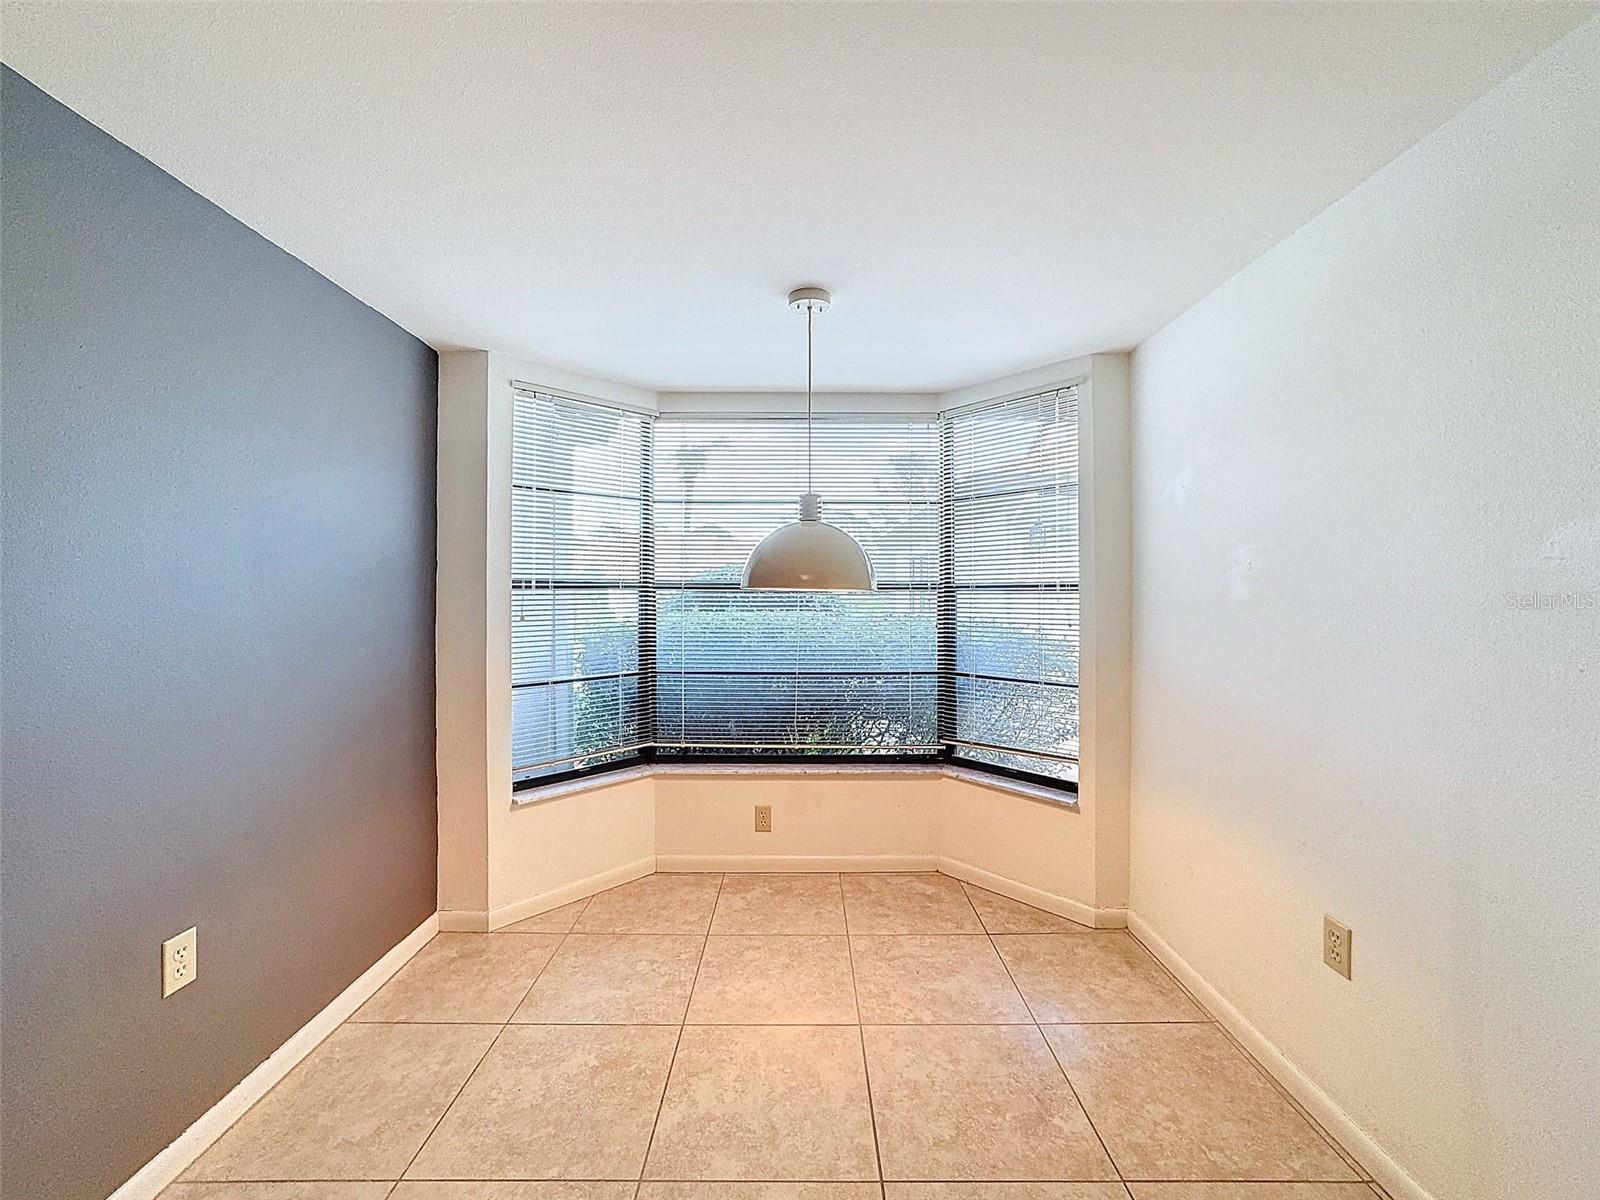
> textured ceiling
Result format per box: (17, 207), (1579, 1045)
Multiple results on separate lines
(2, 1), (1589, 390)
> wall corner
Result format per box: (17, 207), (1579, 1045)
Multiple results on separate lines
(1079, 352), (1133, 910)
(435, 349), (496, 913)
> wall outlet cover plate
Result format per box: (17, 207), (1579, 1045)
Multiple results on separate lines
(1322, 915), (1352, 980)
(162, 926), (198, 997)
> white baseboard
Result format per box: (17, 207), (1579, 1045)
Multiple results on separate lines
(435, 908), (493, 932)
(654, 853), (939, 873)
(440, 855), (657, 932)
(938, 856), (1125, 929)
(107, 912), (439, 1200)
(1127, 912), (1429, 1200)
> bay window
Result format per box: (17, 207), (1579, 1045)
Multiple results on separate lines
(511, 385), (1080, 791)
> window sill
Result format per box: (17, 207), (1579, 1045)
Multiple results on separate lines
(510, 761), (1077, 810)
(509, 764), (653, 807)
(942, 764), (1080, 809)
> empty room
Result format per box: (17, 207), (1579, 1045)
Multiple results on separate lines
(1, 4), (1595, 1200)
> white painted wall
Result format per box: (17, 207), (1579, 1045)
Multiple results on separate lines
(1076, 354), (1133, 910)
(937, 774), (1101, 922)
(1129, 19), (1600, 1200)
(655, 769), (1121, 928)
(654, 769), (941, 871)
(475, 766), (1106, 924)
(435, 350), (493, 913)
(492, 776), (656, 915)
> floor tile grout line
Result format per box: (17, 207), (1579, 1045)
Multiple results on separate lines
(343, 1019), (1252, 1028)
(196, 874), (1365, 1191)
(1123, 916), (1366, 1178)
(575, 871), (672, 930)
(504, 921), (580, 1020)
(969, 871), (1366, 1181)
(972, 876), (1128, 1188)
(959, 877), (1097, 936)
(705, 871), (732, 936)
(591, 876), (1350, 1174)
(561, 893), (595, 929)
(513, 894), (585, 931)
(391, 1019), (510, 1185)
(496, 891), (593, 935)
(1204, 1012), (1369, 1179)
(840, 871), (886, 1194)
(839, 869), (854, 956)
(958, 880), (998, 937)
(634, 872), (723, 1190)
(1023, 980), (1127, 1185)
(390, 917), (576, 1185)
(479, 929), (577, 938)
(693, 930), (1124, 937)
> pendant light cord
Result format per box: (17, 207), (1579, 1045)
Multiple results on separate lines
(806, 305), (814, 495)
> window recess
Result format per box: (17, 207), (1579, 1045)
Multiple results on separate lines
(939, 387), (1080, 786)
(512, 387), (1079, 793)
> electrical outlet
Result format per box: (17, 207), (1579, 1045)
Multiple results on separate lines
(754, 804), (773, 833)
(1322, 915), (1352, 979)
(162, 927), (198, 997)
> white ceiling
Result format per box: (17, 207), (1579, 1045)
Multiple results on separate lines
(2, 2), (1589, 391)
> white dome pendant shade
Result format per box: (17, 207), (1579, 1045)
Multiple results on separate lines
(742, 287), (875, 592)
(742, 491), (873, 590)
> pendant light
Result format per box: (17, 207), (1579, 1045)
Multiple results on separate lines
(741, 287), (875, 591)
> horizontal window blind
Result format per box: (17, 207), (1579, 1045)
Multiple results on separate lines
(940, 387), (1080, 783)
(652, 415), (940, 755)
(512, 390), (652, 782)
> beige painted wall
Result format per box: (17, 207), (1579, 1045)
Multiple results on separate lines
(633, 769), (1108, 922)
(1129, 20), (1600, 1200)
(937, 775), (1099, 914)
(491, 776), (656, 913)
(445, 764), (1106, 924)
(654, 770), (940, 869)
(1077, 353), (1133, 909)
(435, 349), (493, 913)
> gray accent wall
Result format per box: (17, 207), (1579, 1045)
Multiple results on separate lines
(1, 67), (438, 1200)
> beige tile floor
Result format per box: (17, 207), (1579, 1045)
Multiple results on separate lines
(166, 873), (1387, 1200)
